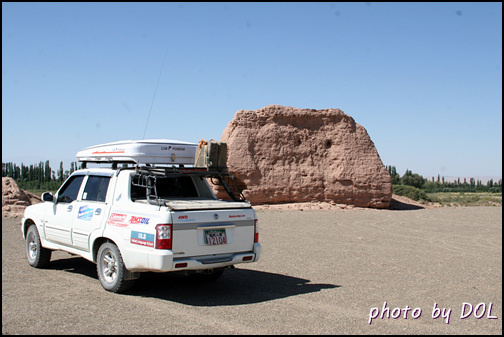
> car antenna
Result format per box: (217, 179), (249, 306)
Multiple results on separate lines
(137, 47), (169, 167)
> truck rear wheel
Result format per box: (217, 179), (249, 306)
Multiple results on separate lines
(97, 242), (135, 293)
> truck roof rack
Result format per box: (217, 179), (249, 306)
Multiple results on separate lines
(131, 166), (246, 204)
(76, 139), (244, 203)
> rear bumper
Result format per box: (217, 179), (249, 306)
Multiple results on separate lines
(172, 251), (257, 271)
(142, 242), (261, 273)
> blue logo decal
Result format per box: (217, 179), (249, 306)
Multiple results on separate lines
(78, 205), (94, 221)
(131, 231), (155, 247)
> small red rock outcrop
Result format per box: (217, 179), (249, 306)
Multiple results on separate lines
(218, 105), (392, 208)
(2, 177), (42, 218)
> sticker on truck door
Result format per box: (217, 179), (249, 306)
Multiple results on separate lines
(78, 205), (94, 221)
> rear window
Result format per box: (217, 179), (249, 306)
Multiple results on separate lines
(131, 176), (199, 200)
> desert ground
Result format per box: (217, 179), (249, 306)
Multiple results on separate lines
(3, 206), (501, 335)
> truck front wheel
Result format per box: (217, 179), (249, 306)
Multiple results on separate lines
(97, 242), (135, 293)
(25, 225), (52, 268)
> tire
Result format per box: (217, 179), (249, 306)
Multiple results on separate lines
(96, 242), (135, 293)
(25, 225), (52, 268)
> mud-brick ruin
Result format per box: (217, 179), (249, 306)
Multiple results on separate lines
(217, 105), (392, 208)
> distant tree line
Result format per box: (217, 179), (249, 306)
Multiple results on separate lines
(386, 166), (502, 194)
(2, 161), (502, 195)
(2, 161), (79, 191)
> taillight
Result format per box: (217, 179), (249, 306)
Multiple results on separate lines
(254, 219), (259, 243)
(155, 224), (172, 250)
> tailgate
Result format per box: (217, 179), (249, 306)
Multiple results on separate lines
(171, 208), (256, 258)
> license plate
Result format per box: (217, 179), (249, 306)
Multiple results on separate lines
(205, 229), (227, 245)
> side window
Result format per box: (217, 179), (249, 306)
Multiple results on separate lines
(82, 176), (111, 202)
(58, 175), (85, 203)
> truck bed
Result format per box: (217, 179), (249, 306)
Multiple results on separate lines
(133, 198), (252, 210)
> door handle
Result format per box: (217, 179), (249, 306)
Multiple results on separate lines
(95, 208), (102, 215)
(67, 205), (73, 212)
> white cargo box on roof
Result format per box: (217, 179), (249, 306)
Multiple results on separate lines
(76, 139), (198, 165)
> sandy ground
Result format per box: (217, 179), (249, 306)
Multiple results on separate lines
(252, 194), (434, 211)
(2, 206), (501, 335)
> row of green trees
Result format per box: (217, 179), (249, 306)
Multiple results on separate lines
(386, 166), (502, 193)
(2, 161), (80, 191)
(2, 161), (502, 195)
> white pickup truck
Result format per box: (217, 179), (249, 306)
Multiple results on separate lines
(21, 139), (261, 293)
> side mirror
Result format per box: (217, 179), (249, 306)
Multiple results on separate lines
(42, 192), (54, 202)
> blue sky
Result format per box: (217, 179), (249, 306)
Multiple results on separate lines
(2, 2), (502, 179)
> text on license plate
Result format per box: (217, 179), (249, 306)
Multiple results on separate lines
(205, 229), (227, 245)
